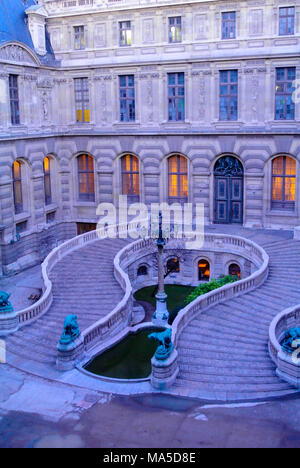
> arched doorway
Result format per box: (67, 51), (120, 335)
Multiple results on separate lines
(214, 156), (243, 224)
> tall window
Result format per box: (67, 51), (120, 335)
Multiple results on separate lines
(121, 154), (140, 202)
(279, 7), (295, 35)
(43, 156), (52, 205)
(119, 21), (132, 46)
(275, 67), (296, 120)
(220, 70), (238, 121)
(272, 156), (296, 211)
(198, 260), (210, 281)
(229, 263), (241, 278)
(77, 154), (95, 202)
(119, 75), (135, 122)
(9, 75), (20, 125)
(169, 17), (182, 43)
(74, 26), (85, 50)
(222, 12), (236, 39)
(168, 155), (188, 203)
(168, 73), (185, 121)
(12, 161), (23, 214)
(167, 257), (180, 273)
(74, 78), (90, 123)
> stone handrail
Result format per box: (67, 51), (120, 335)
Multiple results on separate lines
(170, 234), (269, 346)
(268, 305), (300, 365)
(16, 221), (141, 329)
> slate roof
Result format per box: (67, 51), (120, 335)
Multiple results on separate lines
(0, 0), (58, 66)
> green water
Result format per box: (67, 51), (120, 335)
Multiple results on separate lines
(84, 328), (164, 379)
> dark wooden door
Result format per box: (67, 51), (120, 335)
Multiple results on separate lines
(214, 156), (243, 224)
(214, 176), (243, 224)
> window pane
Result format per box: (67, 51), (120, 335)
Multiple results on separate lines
(169, 174), (178, 197)
(285, 157), (296, 176)
(285, 177), (296, 201)
(272, 177), (283, 200)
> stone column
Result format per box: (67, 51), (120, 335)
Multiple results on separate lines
(151, 349), (179, 389)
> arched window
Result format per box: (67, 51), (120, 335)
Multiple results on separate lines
(77, 154), (95, 202)
(272, 156), (296, 210)
(198, 259), (210, 281)
(43, 156), (52, 205)
(12, 161), (23, 214)
(121, 154), (140, 202)
(229, 263), (241, 278)
(167, 257), (180, 273)
(137, 265), (148, 276)
(168, 155), (188, 203)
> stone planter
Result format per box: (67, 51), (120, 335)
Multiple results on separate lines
(150, 349), (179, 390)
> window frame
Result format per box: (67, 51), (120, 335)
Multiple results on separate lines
(119, 75), (135, 122)
(219, 70), (238, 121)
(168, 72), (185, 122)
(271, 155), (296, 211)
(119, 21), (132, 47)
(43, 156), (52, 206)
(77, 154), (95, 202)
(168, 16), (182, 43)
(12, 161), (23, 214)
(198, 259), (210, 282)
(222, 11), (236, 40)
(168, 155), (188, 204)
(121, 154), (140, 202)
(275, 67), (296, 121)
(279, 6), (295, 36)
(9, 75), (20, 125)
(74, 77), (90, 123)
(74, 25), (85, 50)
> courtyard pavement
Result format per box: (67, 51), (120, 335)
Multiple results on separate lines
(0, 363), (300, 448)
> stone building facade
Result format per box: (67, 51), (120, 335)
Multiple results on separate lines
(0, 0), (299, 273)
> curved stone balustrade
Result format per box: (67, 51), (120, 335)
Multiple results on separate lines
(269, 305), (300, 387)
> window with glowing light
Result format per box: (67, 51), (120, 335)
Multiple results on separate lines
(74, 78), (90, 123)
(77, 154), (95, 202)
(12, 161), (23, 214)
(272, 155), (296, 211)
(169, 17), (182, 43)
(168, 155), (188, 204)
(43, 156), (52, 205)
(167, 257), (180, 273)
(121, 154), (140, 202)
(198, 260), (210, 281)
(119, 21), (132, 46)
(229, 263), (241, 278)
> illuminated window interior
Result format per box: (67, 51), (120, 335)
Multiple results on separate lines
(12, 160), (23, 214)
(198, 260), (210, 281)
(229, 263), (241, 278)
(168, 155), (188, 202)
(167, 257), (180, 273)
(43, 156), (52, 205)
(272, 155), (296, 210)
(121, 154), (139, 201)
(77, 154), (95, 201)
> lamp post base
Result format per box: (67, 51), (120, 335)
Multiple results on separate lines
(152, 291), (169, 326)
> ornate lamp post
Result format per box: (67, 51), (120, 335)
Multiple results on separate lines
(152, 211), (169, 326)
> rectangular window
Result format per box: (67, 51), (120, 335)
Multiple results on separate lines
(169, 17), (182, 43)
(119, 75), (135, 122)
(275, 67), (296, 120)
(74, 26), (85, 50)
(119, 21), (132, 46)
(9, 75), (20, 125)
(46, 212), (56, 224)
(12, 161), (23, 214)
(219, 70), (238, 121)
(74, 78), (90, 123)
(222, 11), (236, 39)
(16, 221), (27, 235)
(279, 7), (295, 35)
(168, 72), (185, 122)
(43, 157), (52, 205)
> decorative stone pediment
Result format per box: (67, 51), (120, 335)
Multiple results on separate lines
(0, 44), (39, 65)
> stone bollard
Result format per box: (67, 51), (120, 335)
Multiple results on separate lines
(0, 291), (18, 336)
(56, 314), (85, 371)
(56, 334), (85, 371)
(151, 349), (179, 390)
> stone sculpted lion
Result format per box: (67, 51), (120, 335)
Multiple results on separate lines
(59, 314), (80, 345)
